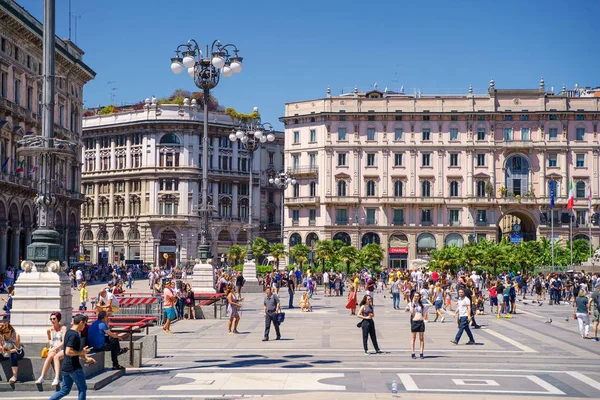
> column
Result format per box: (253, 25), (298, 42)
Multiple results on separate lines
(155, 242), (160, 267)
(108, 182), (115, 216)
(353, 149), (359, 196)
(124, 242), (130, 261)
(410, 150), (416, 196)
(180, 181), (189, 216)
(94, 183), (100, 217)
(382, 150), (389, 196)
(0, 226), (7, 273)
(438, 150), (444, 197)
(141, 180), (147, 215)
(95, 141), (100, 171)
(148, 181), (156, 215)
(232, 141), (239, 170)
(124, 179), (130, 216)
(593, 150), (599, 197)
(25, 228), (32, 247)
(539, 152), (547, 197)
(466, 150), (473, 197)
(11, 228), (20, 268)
(232, 183), (239, 217)
(562, 151), (568, 197)
(325, 150), (332, 196)
(212, 137), (219, 169)
(64, 228), (70, 262)
(110, 138), (116, 170)
(212, 188), (218, 211)
(125, 137), (132, 169)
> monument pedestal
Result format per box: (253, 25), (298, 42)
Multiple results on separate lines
(242, 260), (264, 293)
(10, 269), (72, 343)
(191, 260), (215, 293)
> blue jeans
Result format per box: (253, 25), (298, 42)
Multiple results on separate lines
(455, 316), (475, 343)
(126, 277), (132, 288)
(49, 368), (87, 400)
(288, 289), (294, 308)
(0, 349), (24, 366)
(392, 292), (400, 309)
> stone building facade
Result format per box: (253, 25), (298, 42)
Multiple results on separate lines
(280, 80), (600, 269)
(0, 0), (95, 272)
(80, 100), (284, 267)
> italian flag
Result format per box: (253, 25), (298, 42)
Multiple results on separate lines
(567, 181), (574, 211)
(15, 160), (24, 173)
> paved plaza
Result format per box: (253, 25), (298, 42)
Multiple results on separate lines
(10, 281), (600, 399)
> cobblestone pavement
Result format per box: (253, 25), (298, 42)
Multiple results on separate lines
(12, 282), (600, 399)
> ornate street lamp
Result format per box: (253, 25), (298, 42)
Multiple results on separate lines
(170, 39), (242, 262)
(269, 171), (296, 243)
(229, 115), (275, 261)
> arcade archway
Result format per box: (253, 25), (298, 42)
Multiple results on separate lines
(498, 211), (536, 243)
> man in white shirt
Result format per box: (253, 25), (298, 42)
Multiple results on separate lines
(75, 269), (83, 287)
(323, 271), (330, 297)
(95, 288), (119, 313)
(415, 270), (423, 291)
(450, 288), (475, 345)
(470, 271), (481, 290)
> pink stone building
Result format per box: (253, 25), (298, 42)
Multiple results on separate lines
(280, 80), (600, 269)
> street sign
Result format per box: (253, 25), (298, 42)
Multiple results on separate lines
(510, 233), (523, 243)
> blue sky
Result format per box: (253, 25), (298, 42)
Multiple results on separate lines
(17, 0), (600, 129)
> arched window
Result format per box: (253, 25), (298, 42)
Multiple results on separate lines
(239, 198), (249, 218)
(576, 181), (586, 198)
(505, 155), (529, 196)
(394, 181), (403, 197)
(332, 231), (351, 246)
(129, 229), (140, 241)
(450, 181), (459, 197)
(421, 181), (431, 197)
(218, 230), (232, 241)
(82, 231), (93, 241)
(293, 182), (300, 197)
(477, 180), (486, 197)
(366, 180), (376, 196)
(113, 230), (124, 241)
(97, 230), (108, 241)
(289, 232), (302, 247)
(309, 181), (317, 197)
(337, 180), (347, 197)
(160, 134), (181, 144)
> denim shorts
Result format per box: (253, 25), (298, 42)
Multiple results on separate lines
(434, 299), (443, 310)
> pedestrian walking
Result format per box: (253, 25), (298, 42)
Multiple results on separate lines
(226, 284), (242, 334)
(410, 292), (425, 359)
(574, 289), (591, 339)
(391, 276), (400, 310)
(262, 287), (281, 341)
(162, 281), (176, 334)
(49, 314), (96, 400)
(357, 295), (382, 355)
(287, 276), (295, 309)
(346, 286), (357, 315)
(450, 288), (476, 345)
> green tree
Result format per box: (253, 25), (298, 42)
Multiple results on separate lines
(571, 239), (591, 264)
(252, 237), (270, 265)
(227, 244), (245, 268)
(338, 246), (359, 274)
(479, 239), (510, 276)
(289, 244), (310, 270)
(359, 243), (384, 271)
(315, 240), (335, 273)
(429, 245), (464, 274)
(269, 243), (287, 269)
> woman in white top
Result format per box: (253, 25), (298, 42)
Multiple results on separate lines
(36, 312), (67, 386)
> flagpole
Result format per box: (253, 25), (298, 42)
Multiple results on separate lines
(551, 211), (554, 268)
(570, 212), (573, 267)
(589, 209), (593, 260)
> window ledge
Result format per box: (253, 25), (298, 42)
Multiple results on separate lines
(337, 139), (349, 143)
(337, 165), (349, 169)
(392, 140), (405, 143)
(448, 166), (461, 169)
(575, 166), (587, 169)
(365, 165), (378, 169)
(392, 165), (405, 169)
(421, 166), (433, 169)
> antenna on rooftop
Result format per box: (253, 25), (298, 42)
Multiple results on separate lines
(108, 81), (118, 105)
(73, 15), (81, 43)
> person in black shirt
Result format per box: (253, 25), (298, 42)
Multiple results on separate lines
(288, 276), (295, 309)
(235, 273), (245, 296)
(49, 314), (96, 400)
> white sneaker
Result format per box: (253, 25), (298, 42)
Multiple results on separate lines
(441, 317), (445, 323)
(36, 377), (44, 384)
(52, 378), (60, 386)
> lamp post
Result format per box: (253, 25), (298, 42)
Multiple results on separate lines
(229, 116), (275, 261)
(269, 171), (296, 243)
(170, 39), (242, 262)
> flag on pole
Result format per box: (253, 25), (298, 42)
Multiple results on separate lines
(15, 160), (24, 173)
(28, 166), (37, 175)
(567, 181), (574, 211)
(549, 180), (555, 209)
(1, 157), (9, 172)
(588, 183), (593, 211)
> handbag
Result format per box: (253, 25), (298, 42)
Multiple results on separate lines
(573, 313), (577, 320)
(41, 347), (49, 358)
(357, 320), (363, 328)
(186, 298), (191, 304)
(276, 312), (286, 324)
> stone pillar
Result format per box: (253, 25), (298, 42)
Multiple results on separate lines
(232, 184), (239, 217)
(64, 228), (70, 262)
(11, 228), (20, 269)
(95, 141), (100, 171)
(109, 182), (115, 216)
(10, 266), (72, 343)
(539, 152), (547, 197)
(0, 226), (7, 273)
(212, 136), (219, 169)
(192, 259), (216, 293)
(466, 150), (473, 197)
(562, 151), (568, 197)
(94, 183), (100, 217)
(124, 179), (130, 216)
(110, 138), (116, 170)
(126, 137), (132, 169)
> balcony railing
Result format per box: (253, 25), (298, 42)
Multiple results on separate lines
(366, 219), (377, 225)
(309, 220), (316, 226)
(286, 196), (320, 205)
(335, 219), (349, 226)
(421, 221), (432, 226)
(392, 219), (405, 226)
(288, 166), (318, 176)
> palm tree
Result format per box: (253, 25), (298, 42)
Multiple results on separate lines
(252, 237), (270, 265)
(269, 243), (287, 269)
(338, 245), (359, 274)
(289, 244), (310, 271)
(227, 244), (245, 268)
(359, 243), (384, 270)
(315, 240), (335, 273)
